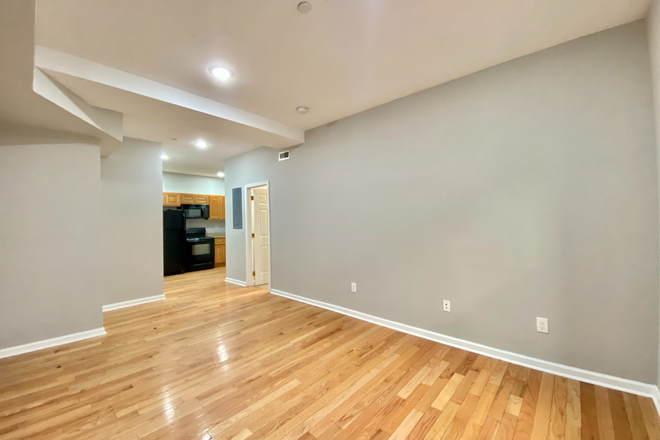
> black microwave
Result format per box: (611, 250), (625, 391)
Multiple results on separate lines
(182, 204), (209, 219)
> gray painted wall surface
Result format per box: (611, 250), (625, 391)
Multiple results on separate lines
(0, 125), (103, 348)
(647, 0), (660, 387)
(225, 22), (659, 383)
(101, 139), (164, 306)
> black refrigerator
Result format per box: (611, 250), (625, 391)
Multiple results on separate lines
(164, 209), (186, 275)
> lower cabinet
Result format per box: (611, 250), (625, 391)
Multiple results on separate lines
(214, 237), (226, 266)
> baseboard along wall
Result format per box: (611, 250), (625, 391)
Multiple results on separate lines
(225, 278), (247, 287)
(102, 294), (166, 312)
(0, 327), (106, 360)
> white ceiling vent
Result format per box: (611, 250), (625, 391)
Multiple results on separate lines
(279, 150), (291, 161)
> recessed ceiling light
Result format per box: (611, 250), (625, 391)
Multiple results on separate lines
(210, 66), (232, 80)
(217, 172), (225, 178)
(194, 140), (209, 149)
(161, 154), (169, 160)
(297, 2), (312, 13)
(296, 106), (309, 114)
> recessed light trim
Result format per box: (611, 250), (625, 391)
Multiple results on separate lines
(161, 154), (169, 160)
(297, 2), (312, 13)
(194, 140), (209, 149)
(217, 172), (225, 178)
(210, 66), (232, 80)
(296, 106), (309, 114)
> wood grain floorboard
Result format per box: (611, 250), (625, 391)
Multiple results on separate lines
(0, 267), (658, 439)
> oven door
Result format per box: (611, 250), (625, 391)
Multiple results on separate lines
(186, 239), (215, 271)
(192, 241), (211, 257)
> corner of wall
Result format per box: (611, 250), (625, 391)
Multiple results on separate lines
(647, 0), (660, 387)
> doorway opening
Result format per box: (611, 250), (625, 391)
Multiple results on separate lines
(245, 181), (270, 290)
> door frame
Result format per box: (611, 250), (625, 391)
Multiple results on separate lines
(244, 180), (271, 288)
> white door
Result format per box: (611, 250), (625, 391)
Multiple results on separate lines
(251, 186), (269, 285)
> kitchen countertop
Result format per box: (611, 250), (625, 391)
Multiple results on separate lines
(206, 233), (226, 238)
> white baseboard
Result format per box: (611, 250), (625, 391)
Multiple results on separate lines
(0, 327), (106, 359)
(225, 277), (247, 287)
(102, 294), (165, 312)
(270, 288), (660, 413)
(650, 386), (660, 417)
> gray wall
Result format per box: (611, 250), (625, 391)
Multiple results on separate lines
(101, 139), (164, 306)
(225, 21), (659, 383)
(647, 0), (660, 387)
(0, 124), (103, 348)
(0, 124), (166, 349)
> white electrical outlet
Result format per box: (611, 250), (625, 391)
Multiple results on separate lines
(351, 282), (357, 293)
(536, 317), (549, 334)
(443, 300), (451, 312)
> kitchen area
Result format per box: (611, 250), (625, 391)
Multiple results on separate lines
(162, 172), (226, 276)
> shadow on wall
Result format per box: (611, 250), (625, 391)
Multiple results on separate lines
(0, 122), (98, 147)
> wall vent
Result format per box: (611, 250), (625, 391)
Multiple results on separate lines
(279, 150), (291, 161)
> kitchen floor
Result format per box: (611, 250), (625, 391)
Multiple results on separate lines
(0, 269), (658, 439)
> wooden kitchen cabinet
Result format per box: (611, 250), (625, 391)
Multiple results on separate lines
(179, 193), (208, 204)
(163, 193), (224, 216)
(214, 238), (226, 266)
(179, 193), (196, 204)
(163, 192), (181, 207)
(194, 194), (209, 204)
(209, 195), (225, 220)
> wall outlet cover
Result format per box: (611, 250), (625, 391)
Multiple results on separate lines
(443, 300), (450, 312)
(536, 317), (549, 334)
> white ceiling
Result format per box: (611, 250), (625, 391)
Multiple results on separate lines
(34, 0), (650, 175)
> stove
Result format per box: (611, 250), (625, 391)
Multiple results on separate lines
(185, 228), (215, 272)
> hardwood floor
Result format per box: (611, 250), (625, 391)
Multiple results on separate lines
(1, 267), (659, 439)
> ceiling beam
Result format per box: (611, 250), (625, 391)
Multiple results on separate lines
(33, 67), (124, 142)
(35, 46), (305, 147)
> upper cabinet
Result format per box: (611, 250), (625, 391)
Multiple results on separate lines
(178, 193), (210, 205)
(163, 192), (181, 207)
(209, 195), (225, 220)
(194, 194), (209, 204)
(180, 193), (196, 205)
(164, 192), (225, 220)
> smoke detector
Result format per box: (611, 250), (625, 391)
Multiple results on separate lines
(297, 2), (312, 13)
(296, 106), (309, 114)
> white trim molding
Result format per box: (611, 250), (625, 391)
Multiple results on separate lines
(650, 386), (660, 417)
(225, 278), (247, 287)
(102, 294), (165, 312)
(0, 327), (106, 359)
(271, 288), (660, 414)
